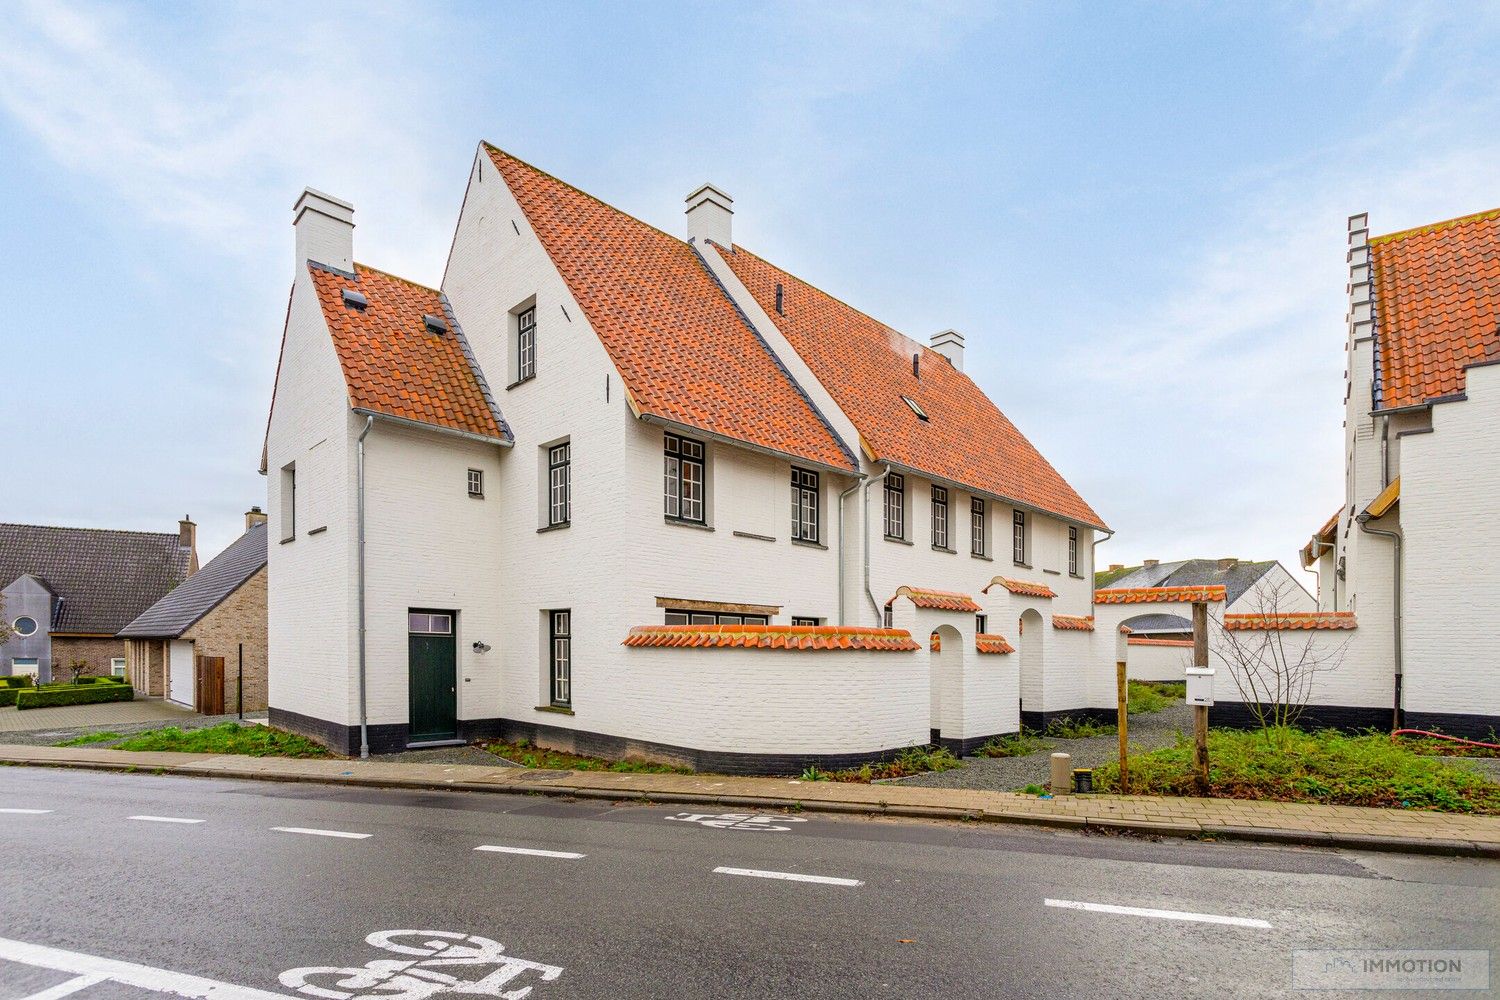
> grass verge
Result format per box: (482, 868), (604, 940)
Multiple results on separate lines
(803, 745), (964, 783)
(1041, 716), (1117, 739)
(482, 739), (691, 774)
(106, 722), (331, 758)
(976, 733), (1053, 758)
(1090, 727), (1500, 814)
(1127, 680), (1184, 714)
(55, 731), (123, 747)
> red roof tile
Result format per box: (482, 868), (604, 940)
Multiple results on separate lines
(714, 244), (1105, 529)
(1094, 585), (1227, 605)
(886, 586), (983, 612)
(484, 146), (855, 472)
(1370, 209), (1500, 410)
(975, 633), (1016, 654)
(1051, 614), (1095, 631)
(622, 624), (918, 651)
(1127, 637), (1193, 648)
(308, 263), (508, 442)
(1223, 612), (1357, 631)
(983, 576), (1056, 599)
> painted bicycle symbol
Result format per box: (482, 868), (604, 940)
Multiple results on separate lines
(279, 930), (563, 1000)
(665, 812), (809, 831)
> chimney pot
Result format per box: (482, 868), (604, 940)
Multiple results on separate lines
(178, 516), (198, 575)
(1109, 563), (1124, 572)
(930, 329), (965, 371)
(294, 188), (355, 273)
(684, 183), (733, 247)
(1218, 557), (1238, 571)
(246, 506), (269, 531)
(1143, 558), (1158, 568)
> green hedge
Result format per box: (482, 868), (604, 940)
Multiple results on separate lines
(0, 688), (19, 707)
(1, 676), (32, 689)
(73, 676), (129, 685)
(16, 683), (135, 710)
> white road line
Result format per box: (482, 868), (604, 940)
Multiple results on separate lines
(0, 935), (289, 999)
(0, 808), (53, 814)
(271, 826), (371, 840)
(713, 866), (863, 887)
(18, 973), (106, 1000)
(474, 845), (586, 859)
(1044, 898), (1273, 929)
(129, 815), (206, 824)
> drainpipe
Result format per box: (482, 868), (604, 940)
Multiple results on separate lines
(356, 414), (374, 760)
(1356, 513), (1402, 730)
(1089, 527), (1115, 591)
(836, 477), (864, 625)
(861, 466), (893, 623)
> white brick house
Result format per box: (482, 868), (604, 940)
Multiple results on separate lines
(1294, 209), (1500, 738)
(261, 145), (1110, 767)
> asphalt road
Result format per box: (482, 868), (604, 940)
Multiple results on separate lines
(0, 767), (1495, 999)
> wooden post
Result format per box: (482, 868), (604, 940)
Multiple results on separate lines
(1192, 601), (1210, 795)
(1116, 659), (1128, 794)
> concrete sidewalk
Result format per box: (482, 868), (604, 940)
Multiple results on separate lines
(2, 743), (1497, 857)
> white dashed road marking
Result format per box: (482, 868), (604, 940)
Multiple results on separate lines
(474, 844), (586, 859)
(0, 934), (289, 999)
(271, 826), (371, 840)
(0, 808), (52, 814)
(1045, 898), (1273, 928)
(128, 815), (205, 824)
(713, 866), (863, 887)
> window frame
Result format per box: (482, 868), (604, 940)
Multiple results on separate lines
(883, 472), (906, 540)
(790, 616), (821, 627)
(975, 613), (988, 634)
(12, 616), (37, 637)
(467, 468), (484, 499)
(970, 497), (986, 556)
(408, 612), (453, 635)
(548, 443), (572, 527)
(931, 485), (950, 550)
(280, 463), (296, 543)
(1068, 526), (1079, 576)
(663, 433), (706, 524)
(549, 609), (571, 708)
(517, 305), (537, 382)
(1012, 509), (1027, 565)
(663, 609), (769, 626)
(791, 467), (820, 544)
(111, 657), (127, 678)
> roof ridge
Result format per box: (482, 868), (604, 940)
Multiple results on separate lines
(353, 261), (439, 293)
(0, 523), (180, 540)
(1370, 207), (1500, 246)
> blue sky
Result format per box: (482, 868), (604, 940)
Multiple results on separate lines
(2, 1), (1497, 577)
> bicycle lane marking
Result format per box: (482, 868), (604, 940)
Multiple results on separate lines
(0, 935), (292, 1000)
(279, 930), (564, 1000)
(663, 812), (809, 832)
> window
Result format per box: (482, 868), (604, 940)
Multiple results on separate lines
(663, 609), (770, 626)
(12, 616), (36, 637)
(971, 498), (986, 556)
(976, 614), (988, 634)
(111, 657), (126, 678)
(10, 658), (38, 677)
(884, 472), (905, 539)
(549, 610), (571, 707)
(548, 443), (571, 526)
(280, 464), (296, 542)
(517, 305), (537, 382)
(931, 486), (949, 549)
(1013, 510), (1027, 564)
(1068, 526), (1079, 576)
(467, 468), (484, 498)
(664, 433), (705, 523)
(408, 612), (453, 634)
(883, 606), (893, 628)
(901, 395), (929, 420)
(791, 616), (820, 627)
(791, 468), (820, 543)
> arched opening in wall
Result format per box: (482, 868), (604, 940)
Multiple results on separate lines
(1119, 612), (1194, 684)
(1018, 608), (1044, 727)
(930, 624), (962, 745)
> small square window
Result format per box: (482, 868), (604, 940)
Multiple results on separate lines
(791, 616), (820, 627)
(467, 468), (484, 498)
(111, 657), (127, 678)
(975, 614), (988, 634)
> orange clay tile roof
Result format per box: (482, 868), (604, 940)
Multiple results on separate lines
(307, 263), (509, 442)
(1094, 585), (1227, 605)
(1370, 208), (1500, 411)
(886, 586), (983, 612)
(622, 624), (918, 651)
(1224, 612), (1357, 631)
(1051, 614), (1095, 631)
(1300, 509), (1342, 568)
(983, 577), (1056, 599)
(975, 633), (1016, 654)
(484, 145), (855, 472)
(1128, 637), (1194, 647)
(713, 244), (1106, 529)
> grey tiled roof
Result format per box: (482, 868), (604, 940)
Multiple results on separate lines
(1103, 559), (1278, 606)
(1121, 613), (1192, 635)
(119, 525), (266, 639)
(0, 523), (194, 633)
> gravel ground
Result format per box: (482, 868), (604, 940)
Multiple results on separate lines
(0, 712), (269, 748)
(903, 702), (1195, 792)
(370, 745), (518, 767)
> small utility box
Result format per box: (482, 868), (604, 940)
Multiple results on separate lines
(1185, 666), (1215, 706)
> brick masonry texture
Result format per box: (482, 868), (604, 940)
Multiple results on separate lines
(182, 566), (268, 712)
(49, 637), (126, 680)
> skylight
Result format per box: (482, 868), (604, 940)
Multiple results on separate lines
(902, 395), (929, 421)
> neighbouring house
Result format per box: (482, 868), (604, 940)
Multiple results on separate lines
(0, 520), (198, 682)
(262, 145), (1109, 765)
(1292, 208), (1500, 738)
(119, 509), (269, 713)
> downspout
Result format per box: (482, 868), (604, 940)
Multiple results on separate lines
(356, 414), (374, 760)
(861, 466), (893, 623)
(1356, 513), (1402, 730)
(836, 478), (864, 625)
(1089, 527), (1116, 589)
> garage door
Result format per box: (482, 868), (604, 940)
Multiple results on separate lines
(168, 641), (195, 707)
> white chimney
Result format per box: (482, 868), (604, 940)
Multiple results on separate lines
(930, 329), (965, 371)
(294, 188), (355, 273)
(685, 183), (733, 247)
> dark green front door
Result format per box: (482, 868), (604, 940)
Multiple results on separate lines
(408, 609), (457, 743)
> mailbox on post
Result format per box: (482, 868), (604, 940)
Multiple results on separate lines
(1185, 666), (1215, 706)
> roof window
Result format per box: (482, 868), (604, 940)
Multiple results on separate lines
(902, 395), (929, 421)
(423, 313), (448, 336)
(341, 289), (367, 310)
